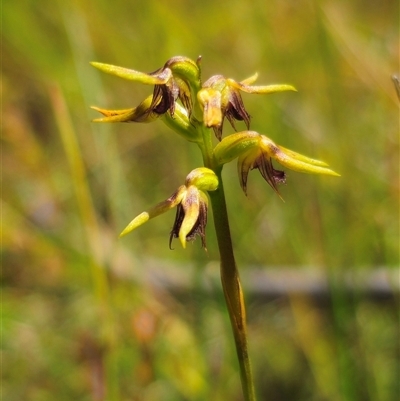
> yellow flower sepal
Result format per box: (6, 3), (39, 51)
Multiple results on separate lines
(91, 95), (159, 123)
(119, 185), (186, 238)
(90, 61), (172, 85)
(259, 136), (340, 176)
(228, 77), (297, 95)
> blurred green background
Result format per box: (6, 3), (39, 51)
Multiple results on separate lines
(3, 0), (399, 400)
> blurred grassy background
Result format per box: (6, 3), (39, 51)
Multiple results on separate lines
(3, 0), (399, 400)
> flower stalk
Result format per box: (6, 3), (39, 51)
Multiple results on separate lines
(91, 56), (339, 401)
(208, 173), (256, 401)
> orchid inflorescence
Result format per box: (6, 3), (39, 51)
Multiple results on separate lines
(91, 55), (338, 401)
(91, 56), (338, 249)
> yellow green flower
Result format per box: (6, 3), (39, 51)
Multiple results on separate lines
(119, 168), (218, 249)
(214, 131), (339, 196)
(91, 56), (200, 120)
(169, 185), (209, 249)
(198, 74), (296, 140)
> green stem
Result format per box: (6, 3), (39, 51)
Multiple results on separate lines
(208, 170), (257, 401)
(194, 117), (256, 401)
(188, 91), (256, 401)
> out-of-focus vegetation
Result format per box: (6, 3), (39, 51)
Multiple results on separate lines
(3, 0), (399, 400)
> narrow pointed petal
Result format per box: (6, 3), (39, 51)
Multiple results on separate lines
(91, 95), (159, 123)
(259, 136), (340, 176)
(119, 212), (151, 237)
(119, 186), (186, 237)
(227, 79), (297, 94)
(279, 145), (330, 167)
(91, 106), (136, 118)
(240, 72), (258, 86)
(91, 107), (149, 123)
(272, 147), (340, 176)
(90, 62), (172, 85)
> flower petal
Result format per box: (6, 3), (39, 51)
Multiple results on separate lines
(240, 73), (259, 86)
(278, 145), (330, 167)
(90, 62), (172, 85)
(90, 106), (136, 118)
(228, 79), (297, 95)
(271, 146), (340, 176)
(91, 95), (160, 123)
(258, 136), (339, 176)
(119, 186), (186, 237)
